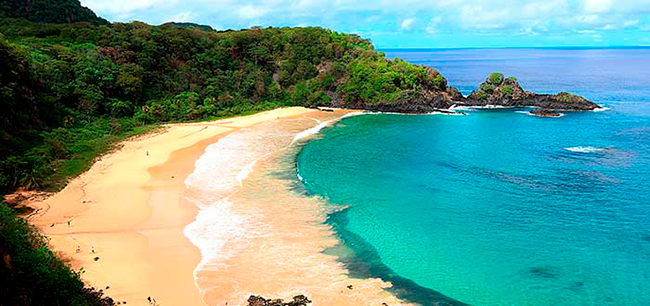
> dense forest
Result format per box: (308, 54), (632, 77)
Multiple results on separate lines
(0, 13), (453, 194)
(0, 0), (107, 25)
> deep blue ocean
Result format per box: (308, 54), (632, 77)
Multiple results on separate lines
(296, 48), (650, 305)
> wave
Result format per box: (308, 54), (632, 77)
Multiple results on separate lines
(593, 107), (610, 112)
(183, 197), (247, 281)
(565, 146), (611, 153)
(184, 112), (363, 287)
(468, 105), (518, 109)
(291, 119), (336, 144)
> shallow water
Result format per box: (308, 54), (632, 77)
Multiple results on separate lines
(297, 48), (650, 305)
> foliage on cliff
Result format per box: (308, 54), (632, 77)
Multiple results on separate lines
(0, 0), (108, 25)
(0, 202), (114, 305)
(0, 16), (451, 194)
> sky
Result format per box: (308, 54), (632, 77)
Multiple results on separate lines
(80, 0), (650, 48)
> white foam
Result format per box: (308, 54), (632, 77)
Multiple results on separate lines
(360, 110), (464, 116)
(184, 112), (363, 291)
(593, 107), (610, 112)
(565, 146), (609, 153)
(469, 105), (517, 109)
(291, 119), (335, 144)
(449, 104), (470, 111)
(184, 197), (247, 274)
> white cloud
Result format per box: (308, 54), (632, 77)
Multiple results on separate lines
(81, 0), (173, 15)
(459, 5), (510, 30)
(166, 11), (194, 22)
(425, 17), (442, 34)
(78, 0), (650, 47)
(623, 20), (639, 28)
(401, 18), (416, 30)
(237, 4), (268, 19)
(583, 0), (612, 13)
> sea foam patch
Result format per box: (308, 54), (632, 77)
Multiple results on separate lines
(565, 146), (610, 153)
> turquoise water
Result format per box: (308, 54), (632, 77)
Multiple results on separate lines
(296, 48), (650, 305)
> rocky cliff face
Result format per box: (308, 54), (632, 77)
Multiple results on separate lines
(462, 73), (600, 113)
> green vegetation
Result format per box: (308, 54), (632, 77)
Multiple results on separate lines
(501, 85), (514, 98)
(0, 202), (113, 305)
(556, 92), (584, 103)
(0, 0), (107, 25)
(480, 83), (494, 92)
(477, 89), (488, 100)
(507, 76), (518, 82)
(0, 16), (448, 194)
(163, 22), (214, 31)
(488, 72), (504, 85)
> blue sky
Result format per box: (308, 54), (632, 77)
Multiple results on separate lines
(80, 0), (650, 48)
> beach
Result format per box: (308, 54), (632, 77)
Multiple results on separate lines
(28, 107), (406, 306)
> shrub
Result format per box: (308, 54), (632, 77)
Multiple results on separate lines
(480, 83), (494, 92)
(507, 76), (518, 82)
(501, 85), (514, 98)
(477, 89), (488, 100)
(488, 72), (504, 85)
(433, 74), (446, 90)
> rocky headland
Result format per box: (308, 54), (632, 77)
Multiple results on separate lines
(333, 71), (601, 117)
(461, 73), (600, 116)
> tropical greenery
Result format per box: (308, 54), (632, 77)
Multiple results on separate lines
(488, 72), (504, 85)
(501, 85), (514, 98)
(0, 0), (107, 25)
(0, 14), (449, 194)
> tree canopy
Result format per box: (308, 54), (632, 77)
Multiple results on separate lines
(0, 14), (449, 194)
(0, 0), (108, 25)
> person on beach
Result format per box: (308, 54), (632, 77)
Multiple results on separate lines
(91, 246), (95, 253)
(68, 220), (71, 227)
(147, 297), (151, 304)
(76, 246), (81, 253)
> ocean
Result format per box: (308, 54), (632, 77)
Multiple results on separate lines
(296, 48), (650, 305)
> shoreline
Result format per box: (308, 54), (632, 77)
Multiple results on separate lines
(183, 110), (410, 305)
(27, 107), (322, 305)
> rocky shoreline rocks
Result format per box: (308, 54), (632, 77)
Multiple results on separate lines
(331, 71), (601, 115)
(247, 295), (312, 306)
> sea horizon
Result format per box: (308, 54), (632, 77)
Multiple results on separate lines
(378, 46), (650, 51)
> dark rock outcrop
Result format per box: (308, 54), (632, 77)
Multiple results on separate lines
(361, 89), (453, 113)
(530, 108), (562, 117)
(462, 73), (600, 112)
(333, 71), (599, 115)
(247, 295), (312, 306)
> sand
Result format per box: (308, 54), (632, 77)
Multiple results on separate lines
(27, 107), (320, 306)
